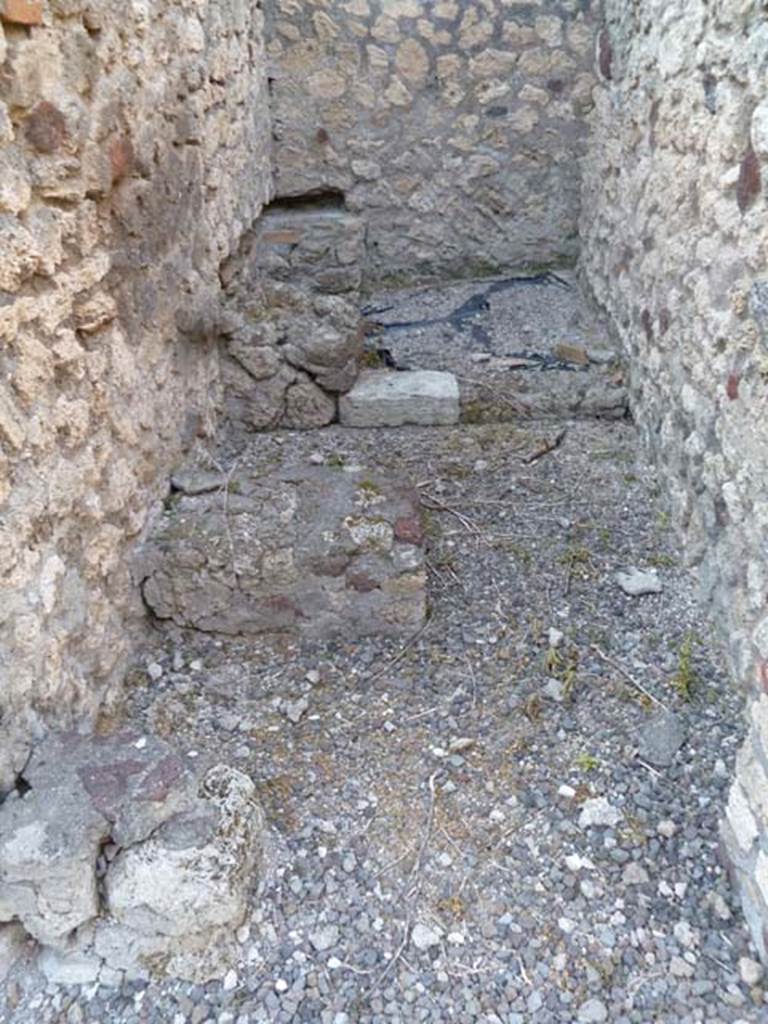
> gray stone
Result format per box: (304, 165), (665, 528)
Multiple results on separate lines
(411, 923), (442, 951)
(284, 698), (309, 724)
(738, 956), (763, 986)
(669, 955), (695, 979)
(577, 998), (608, 1022)
(578, 797), (622, 829)
(38, 947), (102, 986)
(637, 711), (686, 767)
(309, 926), (339, 952)
(0, 923), (26, 982)
(615, 568), (663, 596)
(622, 862), (649, 885)
(138, 465), (427, 640)
(339, 371), (460, 428)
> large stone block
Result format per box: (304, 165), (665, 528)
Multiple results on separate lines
(339, 370), (460, 427)
(137, 464), (427, 639)
(0, 731), (264, 981)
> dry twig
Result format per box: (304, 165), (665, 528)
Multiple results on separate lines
(367, 617), (433, 683)
(591, 644), (669, 710)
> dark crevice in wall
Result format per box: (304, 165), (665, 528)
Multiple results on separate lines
(266, 189), (347, 213)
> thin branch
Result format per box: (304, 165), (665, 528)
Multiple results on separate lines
(367, 617), (433, 683)
(591, 645), (669, 710)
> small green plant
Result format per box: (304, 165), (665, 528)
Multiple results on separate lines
(361, 349), (384, 368)
(671, 633), (699, 700)
(545, 645), (579, 697)
(327, 454), (345, 468)
(574, 752), (599, 773)
(647, 552), (676, 569)
(657, 510), (671, 530)
(358, 479), (381, 495)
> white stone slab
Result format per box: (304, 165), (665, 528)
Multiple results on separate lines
(339, 370), (459, 427)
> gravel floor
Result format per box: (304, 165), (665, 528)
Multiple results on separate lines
(2, 280), (764, 1023)
(363, 271), (626, 420)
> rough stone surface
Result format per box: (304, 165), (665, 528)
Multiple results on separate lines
(0, 731), (264, 982)
(637, 711), (687, 769)
(265, 0), (599, 281)
(221, 281), (364, 432)
(580, 0), (768, 957)
(616, 568), (663, 597)
(234, 201), (365, 296)
(0, 923), (26, 983)
(340, 370), (460, 427)
(136, 463), (427, 640)
(0, 1), (272, 789)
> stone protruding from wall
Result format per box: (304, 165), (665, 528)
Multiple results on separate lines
(221, 281), (365, 431)
(137, 464), (427, 640)
(0, 730), (265, 983)
(234, 197), (365, 296)
(264, 0), (598, 282)
(0, 0), (272, 787)
(579, 0), (768, 957)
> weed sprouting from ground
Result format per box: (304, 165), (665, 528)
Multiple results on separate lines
(671, 633), (699, 701)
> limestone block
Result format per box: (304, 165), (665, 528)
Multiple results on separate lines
(0, 731), (265, 982)
(339, 370), (460, 427)
(0, 215), (40, 292)
(137, 465), (427, 639)
(94, 765), (263, 979)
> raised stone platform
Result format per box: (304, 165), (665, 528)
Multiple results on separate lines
(0, 731), (264, 983)
(339, 370), (460, 427)
(137, 464), (427, 640)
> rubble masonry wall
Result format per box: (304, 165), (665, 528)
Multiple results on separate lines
(265, 0), (598, 283)
(0, 0), (272, 784)
(579, 0), (768, 957)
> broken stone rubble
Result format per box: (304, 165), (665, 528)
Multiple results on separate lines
(221, 281), (365, 432)
(0, 730), (265, 983)
(137, 463), (427, 640)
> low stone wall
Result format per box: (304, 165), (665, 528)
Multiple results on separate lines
(264, 0), (598, 283)
(0, 0), (272, 787)
(580, 0), (768, 956)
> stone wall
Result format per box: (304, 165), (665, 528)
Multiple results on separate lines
(265, 0), (598, 284)
(0, 0), (272, 786)
(579, 0), (768, 957)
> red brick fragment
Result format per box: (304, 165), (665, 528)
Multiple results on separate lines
(394, 514), (424, 546)
(726, 372), (740, 401)
(108, 135), (134, 183)
(0, 0), (43, 25)
(737, 147), (761, 214)
(25, 102), (66, 154)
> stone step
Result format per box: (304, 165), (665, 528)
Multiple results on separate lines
(137, 463), (427, 640)
(339, 369), (460, 427)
